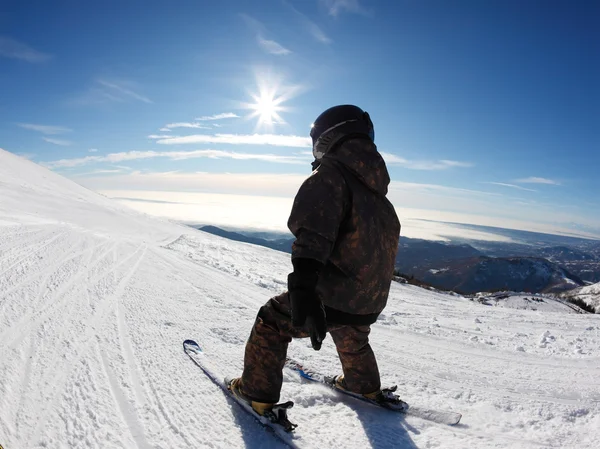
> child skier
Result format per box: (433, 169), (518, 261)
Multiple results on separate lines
(228, 105), (402, 421)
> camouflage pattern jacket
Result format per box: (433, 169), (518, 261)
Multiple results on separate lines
(288, 137), (401, 324)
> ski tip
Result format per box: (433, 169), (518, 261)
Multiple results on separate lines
(183, 339), (200, 351)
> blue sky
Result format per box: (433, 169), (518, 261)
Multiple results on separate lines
(1, 0), (599, 238)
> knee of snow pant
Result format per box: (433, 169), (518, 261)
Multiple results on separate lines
(329, 325), (381, 394)
(260, 291), (313, 339)
(241, 292), (309, 403)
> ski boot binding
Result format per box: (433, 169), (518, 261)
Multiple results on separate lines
(331, 375), (409, 412)
(226, 377), (297, 432)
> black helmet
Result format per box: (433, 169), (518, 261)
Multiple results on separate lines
(310, 104), (374, 160)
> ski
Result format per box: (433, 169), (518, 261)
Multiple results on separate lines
(183, 340), (301, 449)
(285, 358), (462, 426)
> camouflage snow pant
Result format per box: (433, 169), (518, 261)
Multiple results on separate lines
(241, 292), (381, 403)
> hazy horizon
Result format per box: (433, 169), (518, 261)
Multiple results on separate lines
(98, 189), (600, 243)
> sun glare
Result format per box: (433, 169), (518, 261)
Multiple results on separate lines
(251, 91), (283, 126)
(241, 70), (301, 130)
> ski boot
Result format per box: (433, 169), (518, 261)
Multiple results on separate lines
(331, 375), (409, 412)
(226, 378), (297, 432)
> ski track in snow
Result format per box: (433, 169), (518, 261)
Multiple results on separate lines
(1, 148), (599, 449)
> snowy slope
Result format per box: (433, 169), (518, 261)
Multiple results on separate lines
(580, 282), (600, 295)
(569, 282), (600, 312)
(473, 292), (585, 313)
(1, 148), (600, 449)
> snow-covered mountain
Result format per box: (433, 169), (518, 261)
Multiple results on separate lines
(540, 246), (596, 262)
(411, 256), (584, 294)
(566, 282), (600, 313)
(1, 148), (599, 449)
(580, 282), (600, 298)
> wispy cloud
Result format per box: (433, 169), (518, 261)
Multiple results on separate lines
(96, 79), (152, 104)
(17, 123), (72, 135)
(257, 37), (292, 55)
(71, 79), (152, 105)
(74, 168), (130, 176)
(151, 133), (311, 148)
(43, 137), (72, 146)
(303, 21), (331, 44)
(163, 122), (212, 130)
(89, 148), (98, 153)
(0, 36), (52, 63)
(286, 2), (332, 43)
(196, 112), (240, 121)
(389, 181), (501, 198)
(485, 182), (537, 192)
(515, 177), (561, 185)
(380, 152), (473, 170)
(242, 14), (292, 55)
(45, 149), (310, 168)
(321, 0), (364, 17)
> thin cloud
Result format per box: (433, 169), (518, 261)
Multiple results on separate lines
(73, 168), (129, 176)
(89, 148), (98, 153)
(515, 176), (561, 185)
(241, 13), (265, 33)
(71, 79), (151, 105)
(163, 122), (212, 130)
(96, 79), (152, 104)
(152, 133), (312, 148)
(196, 112), (240, 121)
(17, 123), (72, 135)
(303, 21), (331, 44)
(0, 36), (52, 63)
(389, 181), (501, 198)
(286, 2), (332, 43)
(438, 160), (473, 168)
(321, 0), (364, 17)
(485, 182), (537, 192)
(380, 152), (473, 170)
(43, 137), (72, 146)
(242, 14), (292, 55)
(45, 149), (310, 168)
(258, 37), (292, 55)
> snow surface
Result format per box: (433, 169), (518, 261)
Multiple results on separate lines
(473, 293), (585, 313)
(574, 282), (600, 312)
(1, 148), (600, 449)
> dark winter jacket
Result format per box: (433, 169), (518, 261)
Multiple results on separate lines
(287, 137), (401, 324)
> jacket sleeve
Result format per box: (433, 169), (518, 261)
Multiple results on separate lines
(287, 167), (348, 264)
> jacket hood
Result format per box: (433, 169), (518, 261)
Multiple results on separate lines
(322, 137), (391, 195)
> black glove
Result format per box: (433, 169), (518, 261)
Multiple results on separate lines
(288, 258), (327, 351)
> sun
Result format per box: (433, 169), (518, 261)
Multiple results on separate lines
(250, 91), (283, 126)
(241, 70), (301, 130)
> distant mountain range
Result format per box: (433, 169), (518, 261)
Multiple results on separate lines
(459, 239), (600, 283)
(408, 256), (584, 294)
(198, 226), (295, 253)
(197, 225), (596, 295)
